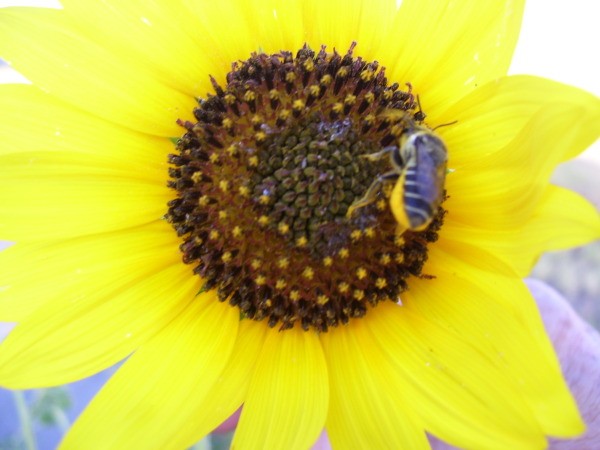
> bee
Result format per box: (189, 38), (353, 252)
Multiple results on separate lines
(346, 118), (449, 231)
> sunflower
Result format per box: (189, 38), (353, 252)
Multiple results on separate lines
(1, 0), (599, 448)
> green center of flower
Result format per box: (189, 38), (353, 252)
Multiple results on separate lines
(166, 44), (445, 332)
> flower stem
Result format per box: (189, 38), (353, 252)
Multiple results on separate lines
(13, 390), (37, 450)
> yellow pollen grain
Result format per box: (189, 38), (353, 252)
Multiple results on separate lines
(248, 156), (259, 167)
(339, 248), (349, 259)
(251, 258), (262, 270)
(264, 298), (272, 307)
(309, 85), (321, 97)
(292, 99), (305, 111)
(364, 113), (376, 125)
(255, 131), (267, 142)
(198, 195), (210, 207)
(332, 102), (344, 114)
(219, 180), (230, 192)
(278, 222), (290, 235)
(350, 229), (362, 242)
(303, 59), (315, 71)
(395, 253), (405, 264)
(296, 236), (308, 247)
(302, 267), (314, 280)
(275, 279), (287, 290)
(209, 153), (220, 164)
(320, 74), (333, 86)
(224, 93), (236, 105)
(193, 236), (203, 245)
(344, 94), (357, 106)
(191, 171), (203, 184)
(218, 210), (228, 220)
(277, 257), (290, 269)
(278, 109), (291, 121)
(364, 92), (375, 104)
(227, 144), (238, 157)
(336, 67), (349, 78)
(243, 90), (256, 102)
(259, 194), (271, 205)
(364, 227), (375, 238)
(356, 267), (368, 280)
(258, 215), (270, 227)
(222, 117), (233, 130)
(338, 282), (350, 293)
(323, 256), (333, 267)
(360, 69), (375, 82)
(394, 235), (405, 247)
(353, 289), (365, 300)
(269, 89), (280, 100)
(380, 253), (391, 265)
(221, 252), (232, 263)
(238, 185), (250, 197)
(232, 226), (242, 238)
(376, 278), (388, 289)
(290, 290), (301, 301)
(251, 115), (263, 126)
(285, 72), (296, 83)
(317, 295), (329, 305)
(209, 230), (220, 241)
(376, 199), (387, 211)
(255, 275), (267, 286)
(383, 89), (393, 100)
(192, 124), (204, 136)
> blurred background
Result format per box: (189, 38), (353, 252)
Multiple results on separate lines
(0, 0), (599, 449)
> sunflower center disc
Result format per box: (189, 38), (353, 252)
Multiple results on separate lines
(167, 44), (443, 331)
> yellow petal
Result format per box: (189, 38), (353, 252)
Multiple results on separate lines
(440, 75), (600, 164)
(366, 302), (550, 449)
(0, 262), (197, 388)
(0, 8), (195, 136)
(302, 0), (397, 60)
(58, 0), (216, 97)
(245, 0), (306, 52)
(444, 185), (600, 276)
(232, 326), (328, 450)
(385, 0), (525, 119)
(0, 155), (171, 241)
(0, 84), (172, 166)
(60, 293), (239, 450)
(0, 221), (181, 321)
(181, 0), (264, 70)
(407, 242), (584, 438)
(320, 321), (430, 449)
(167, 319), (268, 450)
(446, 100), (600, 230)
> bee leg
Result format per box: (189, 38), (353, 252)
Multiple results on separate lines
(360, 146), (397, 162)
(346, 171), (399, 218)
